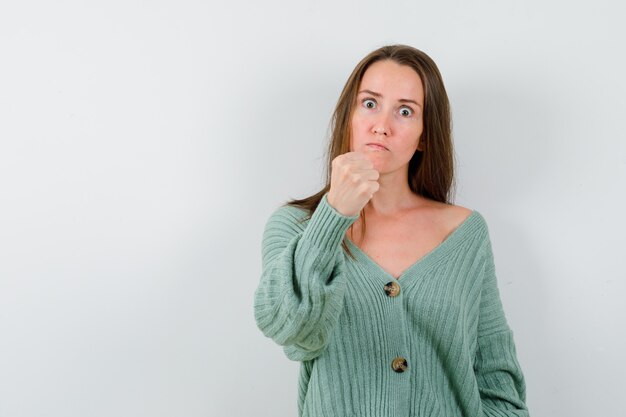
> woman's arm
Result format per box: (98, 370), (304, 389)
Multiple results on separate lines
(474, 236), (530, 416)
(253, 193), (359, 361)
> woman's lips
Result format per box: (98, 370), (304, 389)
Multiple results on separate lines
(367, 143), (388, 150)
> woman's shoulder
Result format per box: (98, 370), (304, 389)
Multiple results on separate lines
(446, 203), (474, 224)
(427, 200), (476, 228)
(438, 202), (490, 240)
(263, 202), (310, 234)
(444, 204), (496, 257)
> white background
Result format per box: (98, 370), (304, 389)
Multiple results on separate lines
(1, 1), (624, 416)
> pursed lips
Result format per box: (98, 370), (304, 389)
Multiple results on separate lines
(367, 143), (389, 150)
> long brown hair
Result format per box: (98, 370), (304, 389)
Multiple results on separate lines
(283, 44), (456, 260)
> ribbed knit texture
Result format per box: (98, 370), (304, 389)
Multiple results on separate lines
(254, 193), (529, 417)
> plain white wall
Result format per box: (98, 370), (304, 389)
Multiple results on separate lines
(1, 1), (624, 416)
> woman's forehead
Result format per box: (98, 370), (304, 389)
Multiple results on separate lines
(359, 60), (424, 102)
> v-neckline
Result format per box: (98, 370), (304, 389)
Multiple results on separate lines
(344, 210), (480, 282)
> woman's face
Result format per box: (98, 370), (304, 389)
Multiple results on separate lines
(350, 59), (424, 175)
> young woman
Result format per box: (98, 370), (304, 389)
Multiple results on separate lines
(254, 44), (530, 417)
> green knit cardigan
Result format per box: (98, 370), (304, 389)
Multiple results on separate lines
(254, 193), (530, 416)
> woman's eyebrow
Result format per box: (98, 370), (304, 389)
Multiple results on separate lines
(358, 89), (422, 108)
(359, 89), (383, 98)
(399, 98), (422, 108)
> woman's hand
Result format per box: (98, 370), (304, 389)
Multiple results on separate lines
(326, 151), (380, 217)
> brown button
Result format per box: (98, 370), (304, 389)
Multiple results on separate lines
(384, 281), (401, 297)
(391, 356), (408, 373)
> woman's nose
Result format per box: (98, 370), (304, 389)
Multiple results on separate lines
(372, 111), (391, 135)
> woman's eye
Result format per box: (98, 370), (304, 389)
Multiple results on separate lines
(399, 107), (413, 117)
(363, 99), (377, 109)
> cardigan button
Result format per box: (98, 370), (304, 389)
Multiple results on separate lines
(384, 281), (401, 297)
(391, 356), (408, 373)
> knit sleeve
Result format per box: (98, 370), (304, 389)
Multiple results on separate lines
(474, 234), (530, 417)
(253, 193), (359, 361)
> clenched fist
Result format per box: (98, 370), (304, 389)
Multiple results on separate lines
(326, 151), (380, 217)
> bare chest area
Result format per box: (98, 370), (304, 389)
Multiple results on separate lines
(345, 207), (471, 279)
